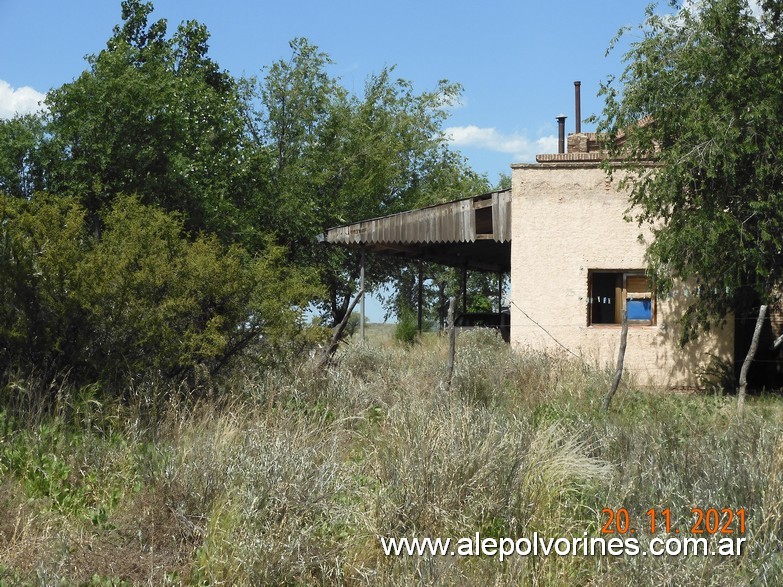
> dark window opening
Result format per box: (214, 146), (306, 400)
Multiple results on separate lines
(475, 206), (493, 235)
(588, 271), (655, 326)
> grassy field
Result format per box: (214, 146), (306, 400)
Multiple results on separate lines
(1, 329), (782, 585)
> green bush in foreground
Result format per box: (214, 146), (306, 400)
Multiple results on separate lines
(0, 193), (315, 396)
(0, 332), (781, 585)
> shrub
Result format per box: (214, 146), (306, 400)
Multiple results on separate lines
(393, 307), (420, 345)
(0, 193), (315, 395)
(343, 312), (362, 338)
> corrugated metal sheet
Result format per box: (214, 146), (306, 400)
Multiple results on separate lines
(325, 189), (511, 245)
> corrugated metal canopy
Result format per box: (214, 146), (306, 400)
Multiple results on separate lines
(322, 189), (511, 272)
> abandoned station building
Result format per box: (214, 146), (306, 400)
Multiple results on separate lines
(324, 93), (738, 389)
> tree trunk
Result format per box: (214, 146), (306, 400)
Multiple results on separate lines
(602, 309), (628, 412)
(437, 281), (447, 331)
(738, 304), (767, 419)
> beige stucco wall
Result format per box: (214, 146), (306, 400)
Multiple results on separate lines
(509, 162), (733, 388)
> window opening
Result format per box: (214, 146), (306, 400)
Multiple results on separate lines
(588, 271), (655, 326)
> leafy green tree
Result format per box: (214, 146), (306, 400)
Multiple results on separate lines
(247, 38), (488, 327)
(385, 263), (504, 331)
(0, 2), (491, 384)
(495, 172), (512, 191)
(42, 0), (256, 244)
(595, 0), (783, 408)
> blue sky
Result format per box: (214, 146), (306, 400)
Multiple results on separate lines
(0, 0), (671, 321)
(0, 1), (665, 179)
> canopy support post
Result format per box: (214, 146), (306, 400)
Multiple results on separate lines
(417, 262), (424, 334)
(360, 248), (366, 342)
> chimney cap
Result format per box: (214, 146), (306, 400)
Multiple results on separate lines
(556, 113), (567, 120)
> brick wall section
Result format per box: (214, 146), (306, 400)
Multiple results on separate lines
(567, 132), (600, 154)
(536, 152), (604, 163)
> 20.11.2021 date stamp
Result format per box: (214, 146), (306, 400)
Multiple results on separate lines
(601, 507), (746, 536)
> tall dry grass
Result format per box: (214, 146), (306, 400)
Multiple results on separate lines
(0, 328), (781, 585)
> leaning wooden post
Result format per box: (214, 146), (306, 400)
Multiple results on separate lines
(318, 288), (365, 370)
(447, 296), (456, 387)
(738, 304), (767, 419)
(602, 309), (628, 412)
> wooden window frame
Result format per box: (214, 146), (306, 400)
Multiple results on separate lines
(587, 270), (656, 327)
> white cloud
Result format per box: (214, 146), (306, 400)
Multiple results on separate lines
(445, 125), (557, 162)
(0, 80), (46, 119)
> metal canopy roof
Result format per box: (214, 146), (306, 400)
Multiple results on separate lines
(321, 189), (511, 273)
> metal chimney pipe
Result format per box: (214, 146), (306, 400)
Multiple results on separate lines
(574, 81), (582, 134)
(556, 114), (567, 153)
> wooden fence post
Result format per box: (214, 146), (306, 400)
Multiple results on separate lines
(602, 309), (628, 412)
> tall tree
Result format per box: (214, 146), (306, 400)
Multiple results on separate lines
(595, 0), (783, 407)
(246, 39), (487, 326)
(0, 2), (316, 391)
(1, 3), (491, 371)
(43, 0), (255, 244)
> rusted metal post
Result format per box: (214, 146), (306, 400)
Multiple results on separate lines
(556, 114), (567, 154)
(574, 81), (582, 134)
